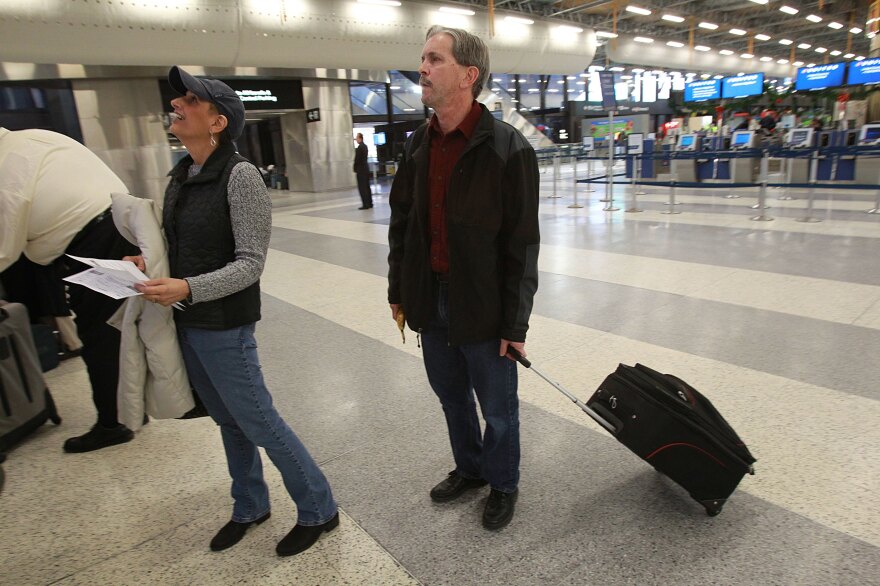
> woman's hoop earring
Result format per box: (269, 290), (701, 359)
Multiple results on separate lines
(210, 132), (216, 147)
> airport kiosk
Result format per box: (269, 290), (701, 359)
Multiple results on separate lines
(624, 133), (656, 179)
(785, 128), (815, 184)
(729, 130), (759, 183)
(671, 133), (700, 182)
(855, 124), (880, 185)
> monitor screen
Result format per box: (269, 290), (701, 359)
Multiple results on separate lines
(679, 135), (694, 147)
(864, 127), (880, 142)
(684, 79), (721, 102)
(847, 58), (880, 85)
(733, 132), (751, 146)
(373, 132), (386, 146)
(722, 73), (764, 99)
(795, 63), (846, 91)
(790, 130), (808, 144)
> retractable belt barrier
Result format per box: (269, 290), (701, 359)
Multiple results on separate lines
(532, 144), (880, 222)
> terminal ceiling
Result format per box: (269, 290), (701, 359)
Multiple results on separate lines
(454, 0), (873, 69)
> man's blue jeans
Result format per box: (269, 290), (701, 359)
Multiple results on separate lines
(420, 283), (520, 493)
(178, 324), (337, 526)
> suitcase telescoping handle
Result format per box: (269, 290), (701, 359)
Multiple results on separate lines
(507, 347), (617, 434)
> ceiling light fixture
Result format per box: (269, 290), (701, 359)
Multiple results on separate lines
(694, 45), (711, 51)
(827, 21), (843, 29)
(797, 43), (811, 49)
(815, 47), (827, 53)
(729, 28), (747, 35)
(830, 50), (842, 56)
(556, 25), (583, 33)
(625, 5), (652, 16)
(633, 36), (654, 43)
(779, 38), (793, 45)
(357, 0), (401, 5)
(844, 53), (855, 58)
(505, 16), (534, 25)
(850, 27), (863, 34)
(760, 56), (773, 61)
(698, 22), (719, 30)
(719, 49), (735, 55)
(777, 58), (789, 64)
(805, 14), (822, 23)
(755, 33), (771, 41)
(793, 60), (804, 66)
(740, 53), (754, 58)
(666, 41), (685, 47)
(662, 14), (685, 23)
(779, 6), (799, 15)
(595, 31), (618, 38)
(749, 0), (768, 4)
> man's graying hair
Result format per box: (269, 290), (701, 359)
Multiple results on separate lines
(426, 25), (490, 100)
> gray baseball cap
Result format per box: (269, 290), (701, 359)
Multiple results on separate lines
(168, 66), (245, 140)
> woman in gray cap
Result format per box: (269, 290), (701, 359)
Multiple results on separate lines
(134, 66), (338, 556)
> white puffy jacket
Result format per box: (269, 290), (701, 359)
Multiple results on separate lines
(109, 192), (194, 431)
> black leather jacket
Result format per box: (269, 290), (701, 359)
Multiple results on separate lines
(387, 104), (540, 345)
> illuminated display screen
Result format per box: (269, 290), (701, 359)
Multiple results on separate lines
(795, 63), (845, 90)
(848, 58), (880, 85)
(684, 79), (720, 102)
(721, 73), (764, 99)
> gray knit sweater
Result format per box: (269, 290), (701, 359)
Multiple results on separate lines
(183, 162), (271, 304)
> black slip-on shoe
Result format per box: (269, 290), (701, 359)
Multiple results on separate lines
(276, 512), (339, 557)
(63, 424), (134, 453)
(482, 488), (518, 530)
(429, 470), (488, 503)
(210, 511), (271, 552)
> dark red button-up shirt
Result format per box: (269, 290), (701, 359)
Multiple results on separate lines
(427, 100), (482, 275)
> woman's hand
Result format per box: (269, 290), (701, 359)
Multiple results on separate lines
(135, 278), (190, 306)
(123, 255), (146, 272)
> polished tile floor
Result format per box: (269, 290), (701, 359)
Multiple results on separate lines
(3, 164), (879, 585)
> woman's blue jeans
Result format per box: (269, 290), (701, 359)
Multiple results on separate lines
(178, 324), (337, 525)
(420, 283), (520, 493)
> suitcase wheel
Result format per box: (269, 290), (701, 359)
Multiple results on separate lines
(50, 413), (62, 425)
(702, 499), (725, 516)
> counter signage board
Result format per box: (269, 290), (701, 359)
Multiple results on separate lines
(847, 58), (880, 85)
(684, 79), (720, 102)
(306, 108), (321, 123)
(721, 73), (764, 99)
(598, 71), (617, 110)
(795, 63), (845, 90)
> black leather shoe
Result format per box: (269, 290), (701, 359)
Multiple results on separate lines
(482, 488), (518, 530)
(430, 470), (488, 503)
(63, 424), (134, 453)
(276, 512), (339, 557)
(210, 511), (271, 552)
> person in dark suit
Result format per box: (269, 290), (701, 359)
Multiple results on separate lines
(353, 133), (372, 209)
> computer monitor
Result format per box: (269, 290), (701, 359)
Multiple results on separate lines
(373, 132), (386, 146)
(818, 132), (832, 147)
(787, 128), (813, 148)
(626, 133), (644, 154)
(731, 131), (753, 149)
(858, 124), (880, 145)
(677, 133), (698, 151)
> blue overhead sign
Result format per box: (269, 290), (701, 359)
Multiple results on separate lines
(795, 63), (846, 90)
(721, 73), (764, 99)
(847, 58), (880, 85)
(598, 71), (618, 110)
(684, 79), (720, 102)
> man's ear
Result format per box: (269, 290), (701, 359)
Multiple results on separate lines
(461, 65), (479, 90)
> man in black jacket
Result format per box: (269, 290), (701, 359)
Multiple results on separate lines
(387, 25), (540, 530)
(353, 133), (372, 209)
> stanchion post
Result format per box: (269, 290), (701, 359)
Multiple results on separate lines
(751, 149), (774, 221)
(549, 151), (562, 199)
(602, 112), (619, 210)
(569, 154), (583, 209)
(751, 150), (771, 210)
(868, 166), (880, 214)
(796, 149), (822, 223)
(661, 173), (682, 215)
(585, 156), (596, 193)
(778, 150), (795, 200)
(635, 154), (646, 195)
(625, 153), (643, 213)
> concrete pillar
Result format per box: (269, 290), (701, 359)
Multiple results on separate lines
(280, 79), (356, 193)
(71, 79), (171, 203)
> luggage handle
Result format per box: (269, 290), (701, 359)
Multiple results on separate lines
(507, 347), (617, 434)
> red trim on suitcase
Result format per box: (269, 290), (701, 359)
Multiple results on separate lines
(645, 442), (728, 469)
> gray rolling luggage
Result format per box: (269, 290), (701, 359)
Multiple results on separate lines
(0, 302), (61, 452)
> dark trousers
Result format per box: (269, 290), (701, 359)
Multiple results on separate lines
(356, 171), (372, 208)
(63, 211), (139, 428)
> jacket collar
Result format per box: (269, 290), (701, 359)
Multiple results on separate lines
(168, 142), (237, 185)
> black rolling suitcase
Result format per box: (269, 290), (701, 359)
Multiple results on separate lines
(0, 302), (62, 452)
(509, 350), (755, 516)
